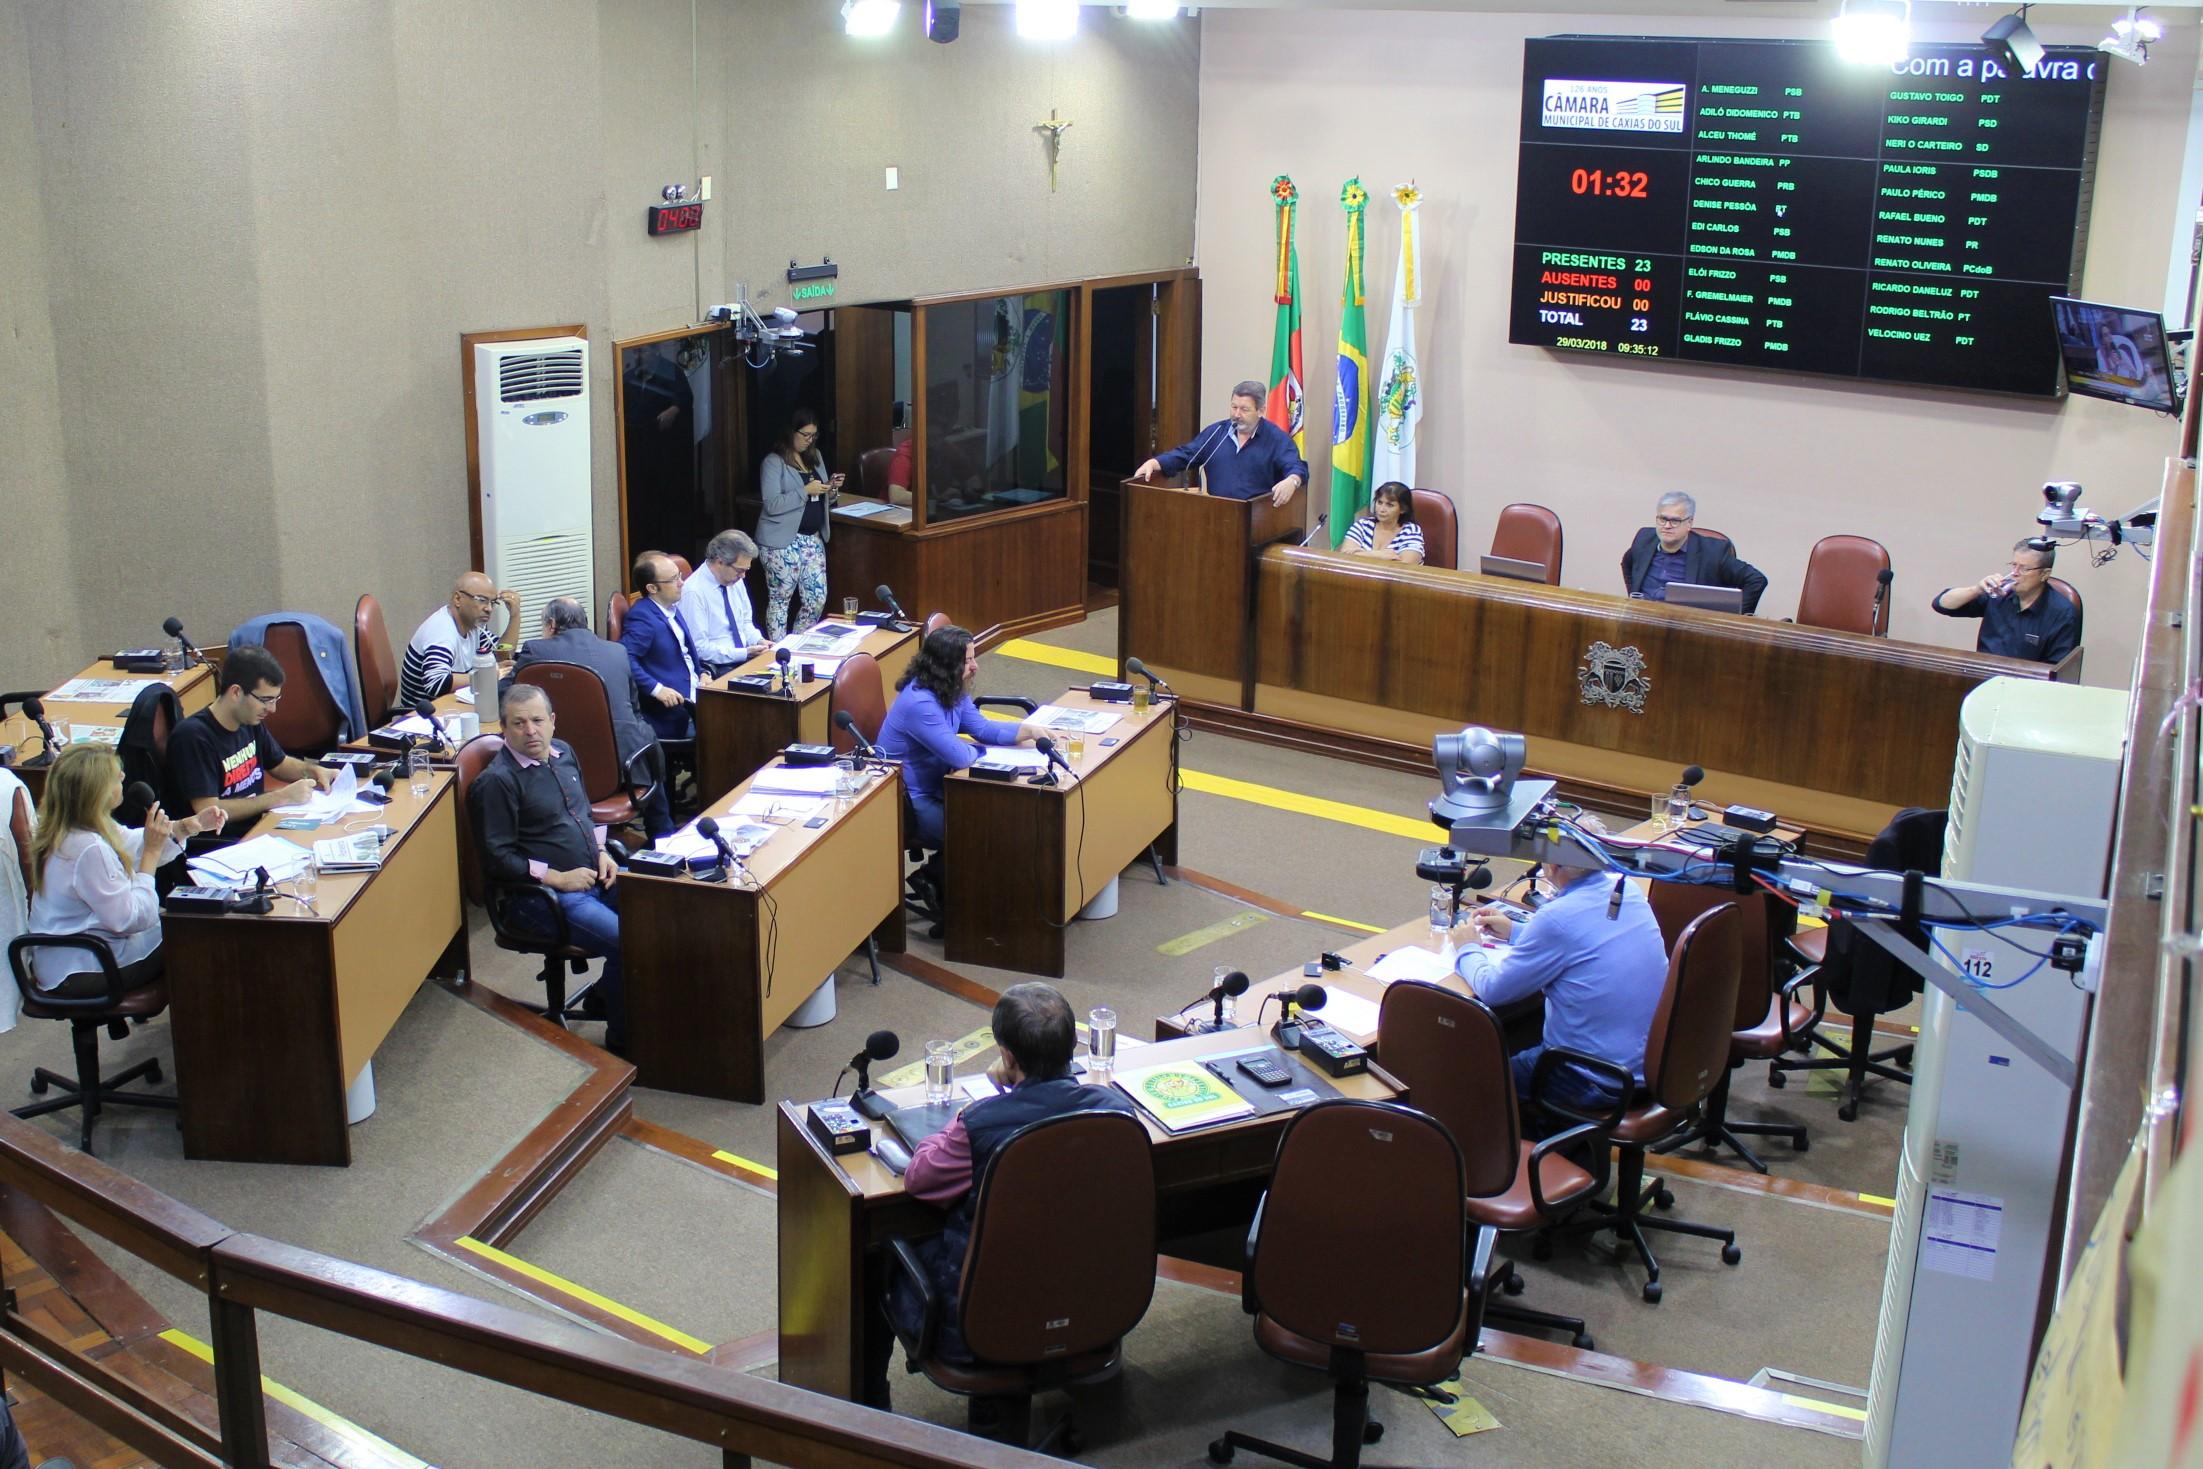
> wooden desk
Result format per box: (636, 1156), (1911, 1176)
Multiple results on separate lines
(941, 689), (1178, 978)
(1118, 478), (1304, 707)
(2, 661), (218, 800)
(161, 774), (468, 1166)
(1248, 547), (2070, 846)
(826, 499), (1088, 643)
(775, 1025), (1403, 1401)
(694, 625), (916, 801)
(620, 762), (907, 1104)
(330, 678), (501, 764)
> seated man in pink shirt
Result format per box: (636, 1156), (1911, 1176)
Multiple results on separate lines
(867, 983), (1135, 1427)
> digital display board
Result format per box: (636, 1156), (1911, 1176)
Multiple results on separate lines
(1508, 36), (2106, 395)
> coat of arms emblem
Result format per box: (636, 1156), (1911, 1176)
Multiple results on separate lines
(1578, 642), (1650, 713)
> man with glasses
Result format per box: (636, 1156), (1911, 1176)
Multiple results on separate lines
(620, 550), (703, 740)
(164, 644), (336, 824)
(401, 571), (521, 709)
(1620, 491), (1768, 613)
(1931, 537), (2079, 664)
(678, 529), (770, 676)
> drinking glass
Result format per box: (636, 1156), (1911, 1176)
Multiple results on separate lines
(1429, 884), (1457, 950)
(295, 854), (319, 913)
(924, 1041), (954, 1105)
(1066, 734), (1087, 764)
(406, 748), (430, 799)
(1132, 685), (1152, 714)
(1665, 783), (1692, 828)
(834, 758), (862, 804)
(1088, 1007), (1118, 1081)
(841, 595), (860, 619)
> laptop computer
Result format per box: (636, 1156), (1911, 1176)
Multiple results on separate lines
(1663, 582), (1745, 614)
(1479, 553), (1549, 584)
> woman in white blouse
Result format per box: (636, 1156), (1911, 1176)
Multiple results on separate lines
(1341, 481), (1426, 565)
(26, 746), (224, 995)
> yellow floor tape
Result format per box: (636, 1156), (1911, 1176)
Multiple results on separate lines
(1781, 1391), (1869, 1422)
(1302, 911), (1386, 934)
(159, 1328), (432, 1468)
(995, 638), (1118, 677)
(709, 1150), (779, 1181)
(1157, 910), (1270, 956)
(453, 1237), (712, 1355)
(1858, 1191), (1898, 1208)
(1179, 769), (1434, 842)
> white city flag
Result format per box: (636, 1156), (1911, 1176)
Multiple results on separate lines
(1373, 184), (1423, 490)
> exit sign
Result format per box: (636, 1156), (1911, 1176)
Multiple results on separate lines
(792, 281), (836, 301)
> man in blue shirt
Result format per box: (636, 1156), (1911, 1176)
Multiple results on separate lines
(1133, 378), (1308, 506)
(1456, 857), (1668, 1117)
(1930, 537), (2080, 665)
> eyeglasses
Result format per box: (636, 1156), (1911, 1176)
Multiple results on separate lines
(796, 429), (819, 441)
(2006, 561), (2047, 575)
(246, 689), (282, 710)
(1655, 515), (1693, 528)
(458, 592), (497, 608)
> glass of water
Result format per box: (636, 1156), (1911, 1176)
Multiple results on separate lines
(1665, 782), (1692, 829)
(295, 854), (319, 913)
(1430, 883), (1458, 949)
(924, 1041), (954, 1105)
(1132, 684), (1151, 714)
(834, 757), (862, 804)
(842, 594), (860, 619)
(407, 747), (430, 799)
(1088, 1007), (1118, 1081)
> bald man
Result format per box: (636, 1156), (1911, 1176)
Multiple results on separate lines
(401, 571), (521, 709)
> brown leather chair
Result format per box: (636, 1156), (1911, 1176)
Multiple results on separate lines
(858, 446), (895, 501)
(887, 1110), (1156, 1453)
(1647, 885), (1811, 1172)
(1407, 490), (1459, 570)
(1490, 503), (1564, 585)
(604, 591), (629, 644)
(511, 663), (659, 829)
(1795, 535), (1892, 636)
(1377, 982), (1612, 1350)
(453, 733), (601, 1028)
(6, 786), (177, 1155)
(1696, 526), (1730, 543)
(257, 621), (346, 755)
(670, 554), (693, 582)
(1558, 904), (1745, 1303)
(923, 611), (951, 639)
(2049, 576), (2083, 639)
(1211, 1098), (1478, 1469)
(829, 653), (886, 755)
(354, 594), (400, 727)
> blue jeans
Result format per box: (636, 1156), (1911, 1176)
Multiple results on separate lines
(554, 883), (625, 1049)
(1512, 1044), (1625, 1135)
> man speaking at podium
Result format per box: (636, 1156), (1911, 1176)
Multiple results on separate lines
(1133, 378), (1308, 507)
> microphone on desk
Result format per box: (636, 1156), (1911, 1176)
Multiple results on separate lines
(1870, 568), (1893, 632)
(1198, 969), (1249, 1033)
(18, 699), (58, 769)
(162, 616), (204, 666)
(847, 1029), (901, 1120)
(1033, 736), (1072, 785)
(874, 584), (910, 627)
(412, 700), (452, 754)
(775, 646), (794, 697)
(1274, 981), (1327, 1050)
(695, 816), (738, 884)
(1183, 418), (1231, 478)
(1124, 657), (1171, 697)
(360, 767), (396, 806)
(1299, 514), (1330, 549)
(833, 709), (882, 759)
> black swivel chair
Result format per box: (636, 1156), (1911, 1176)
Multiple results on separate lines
(1210, 1099), (1481, 1469)
(453, 734), (601, 1028)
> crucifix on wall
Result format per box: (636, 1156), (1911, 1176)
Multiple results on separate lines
(1034, 108), (1072, 192)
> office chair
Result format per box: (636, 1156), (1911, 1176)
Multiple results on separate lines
(604, 591), (629, 644)
(923, 611), (951, 638)
(1211, 1099), (1479, 1469)
(1489, 503), (1564, 584)
(116, 684), (180, 826)
(510, 663), (661, 833)
(354, 593), (401, 726)
(858, 446), (895, 501)
(670, 554), (693, 582)
(254, 621), (348, 755)
(1557, 904), (1745, 1303)
(1646, 885), (1811, 1173)
(2049, 576), (2082, 637)
(886, 1111), (1156, 1452)
(6, 787), (176, 1155)
(1376, 981), (1616, 1350)
(1769, 807), (1946, 1119)
(453, 734), (600, 1028)
(1405, 490), (1459, 570)
(1794, 535), (1892, 636)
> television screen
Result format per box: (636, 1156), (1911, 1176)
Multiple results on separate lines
(2051, 297), (2180, 412)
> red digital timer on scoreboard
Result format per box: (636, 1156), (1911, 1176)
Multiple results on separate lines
(648, 202), (705, 236)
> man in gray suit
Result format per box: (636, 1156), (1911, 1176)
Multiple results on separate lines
(503, 597), (671, 837)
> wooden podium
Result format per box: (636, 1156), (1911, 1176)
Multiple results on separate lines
(1116, 477), (1302, 707)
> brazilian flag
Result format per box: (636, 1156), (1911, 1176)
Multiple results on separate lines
(1328, 179), (1372, 548)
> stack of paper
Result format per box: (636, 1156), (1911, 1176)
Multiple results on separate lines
(781, 622), (868, 658)
(1314, 988), (1382, 1036)
(730, 792), (825, 820)
(189, 834), (314, 887)
(1366, 946), (1461, 986)
(1111, 1060), (1256, 1133)
(1032, 705), (1120, 735)
(971, 748), (1049, 773)
(749, 765), (842, 797)
(49, 677), (164, 702)
(313, 831), (386, 872)
(272, 764), (378, 820)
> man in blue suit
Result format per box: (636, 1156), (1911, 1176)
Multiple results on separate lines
(619, 550), (701, 740)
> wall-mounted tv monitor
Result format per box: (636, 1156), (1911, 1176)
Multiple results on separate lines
(2050, 297), (2180, 412)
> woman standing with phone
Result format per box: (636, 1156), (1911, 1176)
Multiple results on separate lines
(756, 407), (840, 639)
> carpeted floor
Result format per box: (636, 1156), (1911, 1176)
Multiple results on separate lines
(0, 607), (1904, 1466)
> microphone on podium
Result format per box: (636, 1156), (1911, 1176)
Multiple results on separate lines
(847, 1030), (901, 1120)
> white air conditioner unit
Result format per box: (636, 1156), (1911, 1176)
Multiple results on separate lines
(474, 336), (592, 639)
(1865, 676), (2127, 1468)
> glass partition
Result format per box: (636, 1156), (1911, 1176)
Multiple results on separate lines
(618, 329), (732, 569)
(918, 290), (1071, 526)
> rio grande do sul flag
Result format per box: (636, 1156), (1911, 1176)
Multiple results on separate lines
(1328, 179), (1372, 546)
(1372, 184), (1422, 491)
(1266, 176), (1306, 455)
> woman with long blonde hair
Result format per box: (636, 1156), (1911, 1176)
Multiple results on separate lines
(26, 745), (223, 995)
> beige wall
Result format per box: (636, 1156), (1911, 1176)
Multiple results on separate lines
(0, 0), (1197, 691)
(1197, 8), (2197, 690)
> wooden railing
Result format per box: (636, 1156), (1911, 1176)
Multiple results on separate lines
(0, 1116), (1060, 1469)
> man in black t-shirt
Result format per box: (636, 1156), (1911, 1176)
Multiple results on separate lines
(165, 643), (336, 823)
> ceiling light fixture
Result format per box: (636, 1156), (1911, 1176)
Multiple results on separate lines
(2100, 7), (2161, 64)
(1832, 0), (1911, 65)
(1982, 6), (2044, 76)
(841, 0), (900, 37)
(1016, 0), (1079, 42)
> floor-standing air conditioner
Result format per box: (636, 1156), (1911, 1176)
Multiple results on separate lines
(475, 336), (591, 639)
(1865, 676), (2127, 1468)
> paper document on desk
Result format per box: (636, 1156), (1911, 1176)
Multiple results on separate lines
(452, 686), (476, 705)
(1031, 705), (1120, 735)
(730, 792), (825, 821)
(188, 834), (313, 887)
(1112, 1060), (1256, 1132)
(835, 500), (899, 520)
(379, 712), (463, 743)
(313, 831), (386, 872)
(748, 765), (842, 797)
(970, 748), (1048, 772)
(659, 821), (774, 861)
(273, 764), (378, 820)
(1315, 989), (1381, 1037)
(1366, 945), (1460, 986)
(49, 677), (165, 703)
(780, 622), (867, 658)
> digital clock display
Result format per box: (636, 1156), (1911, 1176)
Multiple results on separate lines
(1508, 36), (2106, 395)
(648, 201), (705, 237)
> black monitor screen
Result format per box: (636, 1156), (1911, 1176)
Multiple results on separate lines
(2051, 297), (2180, 412)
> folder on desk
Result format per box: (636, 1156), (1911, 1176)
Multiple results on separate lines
(1111, 1060), (1256, 1133)
(885, 1100), (967, 1152)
